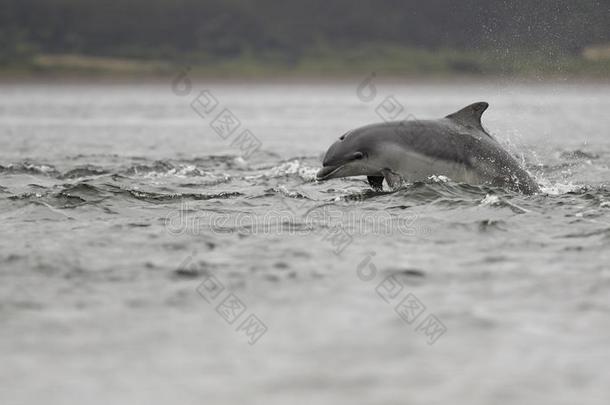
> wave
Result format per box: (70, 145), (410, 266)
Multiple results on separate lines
(558, 150), (600, 160)
(59, 166), (109, 179)
(5, 182), (244, 206)
(0, 162), (59, 176)
(0, 158), (235, 184)
(1, 151), (606, 205)
(245, 158), (319, 181)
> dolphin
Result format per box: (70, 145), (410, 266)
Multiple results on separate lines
(316, 102), (540, 194)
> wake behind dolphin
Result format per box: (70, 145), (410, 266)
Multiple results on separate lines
(316, 102), (540, 194)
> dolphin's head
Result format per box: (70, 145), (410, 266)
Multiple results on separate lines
(316, 130), (381, 181)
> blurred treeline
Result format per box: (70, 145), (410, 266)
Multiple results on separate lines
(1, 0), (609, 75)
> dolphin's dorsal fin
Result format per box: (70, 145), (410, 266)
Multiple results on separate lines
(446, 102), (489, 131)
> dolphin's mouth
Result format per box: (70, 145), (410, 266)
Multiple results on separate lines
(316, 165), (344, 181)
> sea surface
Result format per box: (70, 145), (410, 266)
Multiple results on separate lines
(1, 78), (609, 405)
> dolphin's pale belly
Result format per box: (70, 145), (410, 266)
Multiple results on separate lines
(384, 148), (489, 185)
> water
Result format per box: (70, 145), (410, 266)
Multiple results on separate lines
(1, 79), (609, 404)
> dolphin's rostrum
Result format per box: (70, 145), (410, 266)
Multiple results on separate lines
(316, 102), (540, 194)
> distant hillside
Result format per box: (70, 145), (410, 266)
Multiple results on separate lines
(1, 0), (608, 75)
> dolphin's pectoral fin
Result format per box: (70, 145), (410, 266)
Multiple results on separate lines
(367, 176), (384, 191)
(380, 169), (404, 190)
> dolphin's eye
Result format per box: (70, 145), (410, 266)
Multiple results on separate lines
(339, 134), (346, 141)
(353, 152), (364, 160)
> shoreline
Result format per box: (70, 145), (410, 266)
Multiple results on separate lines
(0, 50), (608, 83)
(1, 71), (609, 85)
